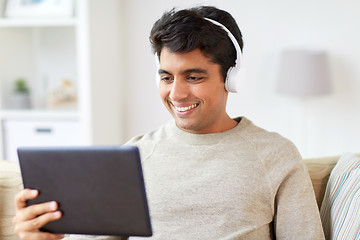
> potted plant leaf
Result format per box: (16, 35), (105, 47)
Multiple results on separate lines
(10, 78), (31, 109)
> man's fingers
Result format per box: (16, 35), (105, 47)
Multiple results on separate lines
(15, 189), (38, 211)
(14, 211), (63, 240)
(15, 211), (62, 232)
(13, 201), (58, 223)
(13, 189), (64, 240)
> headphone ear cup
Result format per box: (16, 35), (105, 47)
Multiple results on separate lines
(225, 65), (245, 93)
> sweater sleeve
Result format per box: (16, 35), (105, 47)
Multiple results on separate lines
(270, 143), (325, 239)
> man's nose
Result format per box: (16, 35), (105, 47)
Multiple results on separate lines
(169, 78), (189, 101)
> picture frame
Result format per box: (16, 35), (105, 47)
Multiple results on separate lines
(5, 0), (74, 19)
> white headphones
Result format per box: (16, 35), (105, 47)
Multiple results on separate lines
(155, 17), (244, 93)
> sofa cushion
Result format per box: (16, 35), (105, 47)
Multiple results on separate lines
(0, 161), (23, 240)
(320, 153), (360, 239)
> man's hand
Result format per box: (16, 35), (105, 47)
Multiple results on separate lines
(13, 189), (65, 240)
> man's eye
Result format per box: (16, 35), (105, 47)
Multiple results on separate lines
(187, 76), (204, 81)
(161, 76), (173, 83)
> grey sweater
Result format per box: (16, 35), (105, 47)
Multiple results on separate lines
(66, 117), (325, 239)
(126, 117), (325, 239)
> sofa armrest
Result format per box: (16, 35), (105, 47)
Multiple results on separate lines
(304, 155), (339, 208)
(0, 161), (23, 240)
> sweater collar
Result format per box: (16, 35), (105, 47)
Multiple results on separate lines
(165, 117), (246, 145)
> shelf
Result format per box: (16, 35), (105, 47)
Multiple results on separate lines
(0, 109), (79, 121)
(0, 18), (77, 27)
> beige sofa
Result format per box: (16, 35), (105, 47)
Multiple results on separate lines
(0, 154), (358, 239)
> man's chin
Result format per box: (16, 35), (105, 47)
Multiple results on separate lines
(175, 119), (194, 131)
(174, 118), (204, 134)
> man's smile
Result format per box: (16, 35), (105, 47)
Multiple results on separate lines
(169, 102), (199, 114)
(174, 103), (199, 112)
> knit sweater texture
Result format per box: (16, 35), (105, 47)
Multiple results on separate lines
(66, 117), (325, 239)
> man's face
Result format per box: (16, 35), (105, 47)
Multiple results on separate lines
(158, 47), (231, 134)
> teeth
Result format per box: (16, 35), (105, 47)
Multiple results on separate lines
(175, 104), (198, 112)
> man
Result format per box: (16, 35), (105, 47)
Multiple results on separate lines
(13, 6), (325, 240)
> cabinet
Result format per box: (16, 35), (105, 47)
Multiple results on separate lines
(3, 119), (81, 162)
(0, 0), (124, 161)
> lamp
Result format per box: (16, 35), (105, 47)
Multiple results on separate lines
(276, 49), (332, 157)
(277, 49), (332, 97)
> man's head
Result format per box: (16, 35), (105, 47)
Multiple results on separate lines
(150, 6), (243, 83)
(150, 6), (243, 134)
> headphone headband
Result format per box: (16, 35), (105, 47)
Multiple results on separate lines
(203, 18), (242, 67)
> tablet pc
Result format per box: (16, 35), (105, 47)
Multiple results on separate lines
(17, 146), (152, 237)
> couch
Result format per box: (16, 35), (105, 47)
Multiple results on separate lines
(1, 154), (359, 239)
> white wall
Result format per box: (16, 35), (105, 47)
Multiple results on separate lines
(121, 0), (360, 158)
(88, 0), (125, 145)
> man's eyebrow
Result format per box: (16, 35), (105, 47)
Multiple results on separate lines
(158, 69), (171, 75)
(182, 68), (208, 74)
(158, 68), (208, 75)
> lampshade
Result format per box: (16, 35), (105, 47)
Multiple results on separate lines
(277, 49), (332, 97)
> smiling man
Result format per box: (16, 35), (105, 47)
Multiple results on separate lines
(13, 6), (325, 240)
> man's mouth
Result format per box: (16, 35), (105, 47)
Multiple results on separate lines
(174, 103), (199, 112)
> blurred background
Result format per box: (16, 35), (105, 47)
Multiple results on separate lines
(0, 0), (359, 161)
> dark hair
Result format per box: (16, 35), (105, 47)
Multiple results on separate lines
(150, 6), (243, 82)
